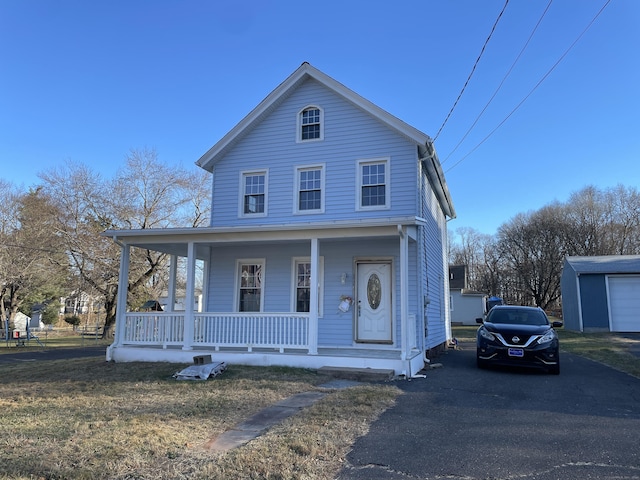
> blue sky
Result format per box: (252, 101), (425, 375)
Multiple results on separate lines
(1, 0), (638, 237)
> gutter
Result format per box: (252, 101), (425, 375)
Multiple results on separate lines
(420, 142), (456, 219)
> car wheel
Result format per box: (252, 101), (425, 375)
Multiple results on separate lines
(549, 363), (560, 375)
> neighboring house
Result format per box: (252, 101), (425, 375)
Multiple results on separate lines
(561, 255), (640, 332)
(12, 312), (45, 334)
(60, 291), (102, 316)
(157, 294), (204, 313)
(449, 265), (486, 325)
(102, 62), (456, 377)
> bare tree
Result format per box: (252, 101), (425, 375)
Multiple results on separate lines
(448, 184), (640, 311)
(563, 186), (606, 255)
(40, 148), (211, 334)
(449, 227), (504, 297)
(0, 185), (68, 325)
(605, 184), (640, 255)
(497, 204), (567, 309)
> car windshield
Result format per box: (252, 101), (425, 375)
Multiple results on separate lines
(487, 309), (548, 326)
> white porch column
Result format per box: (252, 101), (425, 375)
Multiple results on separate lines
(399, 227), (409, 361)
(182, 242), (196, 351)
(114, 243), (130, 347)
(308, 237), (319, 355)
(167, 255), (177, 312)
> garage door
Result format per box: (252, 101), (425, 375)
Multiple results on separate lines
(608, 276), (640, 332)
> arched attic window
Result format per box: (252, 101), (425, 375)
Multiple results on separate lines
(297, 106), (324, 142)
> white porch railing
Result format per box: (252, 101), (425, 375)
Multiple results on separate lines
(122, 313), (185, 346)
(121, 312), (310, 352)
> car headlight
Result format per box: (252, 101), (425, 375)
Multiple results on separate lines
(537, 330), (556, 345)
(479, 328), (495, 341)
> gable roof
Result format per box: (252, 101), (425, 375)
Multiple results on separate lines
(196, 62), (455, 218)
(565, 255), (640, 274)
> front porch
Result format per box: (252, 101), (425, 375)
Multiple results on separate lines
(105, 222), (433, 376)
(107, 310), (425, 376)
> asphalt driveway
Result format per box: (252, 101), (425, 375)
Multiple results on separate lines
(338, 344), (640, 480)
(0, 345), (106, 363)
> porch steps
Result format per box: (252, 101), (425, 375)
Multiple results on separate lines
(317, 366), (395, 382)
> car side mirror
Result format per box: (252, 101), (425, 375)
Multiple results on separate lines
(476, 318), (484, 324)
(552, 321), (563, 328)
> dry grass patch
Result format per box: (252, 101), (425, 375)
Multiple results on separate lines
(557, 330), (640, 378)
(0, 358), (400, 479)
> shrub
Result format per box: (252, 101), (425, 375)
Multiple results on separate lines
(64, 315), (81, 330)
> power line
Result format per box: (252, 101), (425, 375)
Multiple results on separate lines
(433, 0), (510, 142)
(442, 0), (554, 164)
(444, 0), (613, 174)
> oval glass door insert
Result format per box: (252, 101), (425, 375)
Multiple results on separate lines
(367, 273), (382, 310)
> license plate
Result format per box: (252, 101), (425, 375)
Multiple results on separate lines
(508, 348), (524, 357)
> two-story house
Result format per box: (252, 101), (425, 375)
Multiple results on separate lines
(103, 62), (456, 377)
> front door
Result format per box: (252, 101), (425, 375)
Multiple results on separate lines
(356, 261), (392, 343)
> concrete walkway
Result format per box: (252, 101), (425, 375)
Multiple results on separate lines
(202, 379), (361, 452)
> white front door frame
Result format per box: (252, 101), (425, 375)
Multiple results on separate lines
(355, 258), (394, 344)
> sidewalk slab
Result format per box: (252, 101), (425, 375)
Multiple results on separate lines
(203, 391), (327, 452)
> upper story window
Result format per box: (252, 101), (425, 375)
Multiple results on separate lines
(240, 170), (268, 217)
(357, 158), (390, 210)
(295, 164), (324, 214)
(297, 106), (324, 143)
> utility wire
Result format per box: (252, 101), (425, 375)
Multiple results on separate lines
(444, 0), (612, 174)
(433, 0), (510, 142)
(442, 0), (554, 164)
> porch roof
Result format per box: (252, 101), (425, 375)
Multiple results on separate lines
(102, 217), (420, 258)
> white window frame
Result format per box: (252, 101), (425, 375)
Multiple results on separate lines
(239, 169), (268, 218)
(290, 256), (324, 317)
(296, 105), (324, 143)
(234, 259), (265, 312)
(294, 164), (325, 214)
(356, 157), (390, 211)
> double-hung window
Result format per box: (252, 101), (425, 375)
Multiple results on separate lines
(237, 260), (264, 312)
(297, 106), (324, 142)
(295, 165), (324, 213)
(241, 170), (267, 217)
(294, 261), (312, 313)
(292, 257), (324, 315)
(358, 158), (389, 210)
